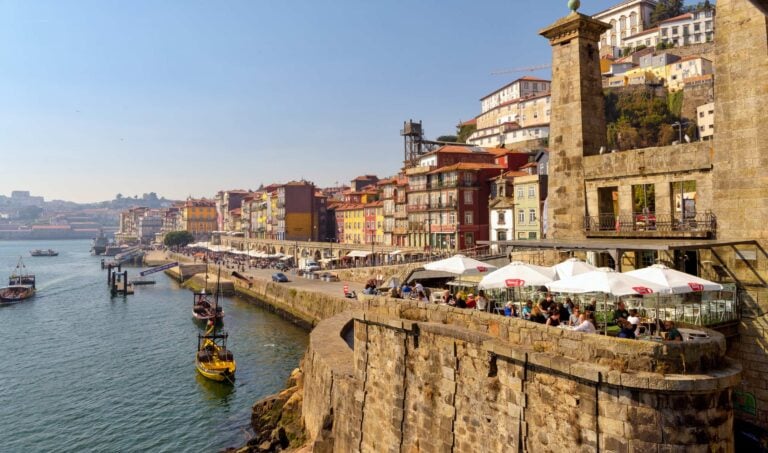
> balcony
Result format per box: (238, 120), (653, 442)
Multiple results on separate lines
(393, 227), (409, 235)
(429, 200), (458, 210)
(430, 224), (457, 233)
(408, 222), (427, 232)
(407, 204), (429, 212)
(583, 212), (716, 239)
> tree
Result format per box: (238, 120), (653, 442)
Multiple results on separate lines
(456, 123), (476, 143)
(651, 0), (686, 26)
(436, 135), (458, 142)
(164, 230), (195, 248)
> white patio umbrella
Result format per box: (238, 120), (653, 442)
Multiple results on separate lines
(545, 269), (670, 297)
(424, 254), (497, 276)
(624, 264), (723, 293)
(479, 261), (556, 290)
(552, 258), (598, 279)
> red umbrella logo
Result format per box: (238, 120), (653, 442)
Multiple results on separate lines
(688, 283), (704, 292)
(505, 279), (525, 288)
(632, 286), (654, 295)
(477, 266), (488, 272)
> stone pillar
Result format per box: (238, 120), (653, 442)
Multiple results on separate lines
(540, 12), (610, 239)
(712, 0), (768, 244)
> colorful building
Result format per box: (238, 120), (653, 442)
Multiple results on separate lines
(181, 198), (217, 239)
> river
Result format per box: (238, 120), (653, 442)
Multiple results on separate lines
(0, 240), (308, 452)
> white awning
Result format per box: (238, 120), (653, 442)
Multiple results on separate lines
(346, 250), (372, 258)
(389, 250), (403, 256)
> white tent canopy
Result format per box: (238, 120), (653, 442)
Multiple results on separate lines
(552, 258), (598, 279)
(479, 261), (557, 290)
(546, 269), (670, 297)
(424, 254), (497, 276)
(347, 250), (372, 258)
(624, 264), (723, 294)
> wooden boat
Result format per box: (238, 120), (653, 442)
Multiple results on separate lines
(196, 323), (236, 382)
(0, 258), (36, 303)
(30, 249), (58, 257)
(192, 289), (224, 322)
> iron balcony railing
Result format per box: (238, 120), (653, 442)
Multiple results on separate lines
(584, 211), (717, 234)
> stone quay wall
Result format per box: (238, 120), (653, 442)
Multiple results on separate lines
(300, 297), (740, 452)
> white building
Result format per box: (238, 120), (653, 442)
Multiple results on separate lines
(593, 0), (657, 53)
(659, 9), (715, 47)
(621, 27), (661, 50)
(697, 102), (715, 141)
(479, 77), (551, 114)
(469, 89), (552, 148)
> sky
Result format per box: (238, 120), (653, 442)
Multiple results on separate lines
(0, 0), (622, 203)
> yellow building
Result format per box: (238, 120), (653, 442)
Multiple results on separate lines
(181, 198), (217, 238)
(512, 174), (545, 240)
(337, 203), (365, 245)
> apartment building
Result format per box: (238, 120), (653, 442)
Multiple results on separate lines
(593, 0), (657, 53)
(697, 102), (715, 140)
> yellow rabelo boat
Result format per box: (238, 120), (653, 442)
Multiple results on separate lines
(196, 322), (236, 383)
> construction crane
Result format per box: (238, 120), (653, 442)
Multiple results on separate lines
(490, 63), (552, 76)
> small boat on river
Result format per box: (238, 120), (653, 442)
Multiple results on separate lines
(0, 258), (36, 304)
(195, 323), (236, 383)
(192, 289), (224, 323)
(30, 249), (58, 257)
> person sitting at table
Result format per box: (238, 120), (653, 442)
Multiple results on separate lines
(613, 301), (630, 324)
(401, 284), (412, 298)
(416, 290), (428, 303)
(585, 298), (597, 313)
(564, 298), (574, 315)
(476, 291), (489, 311)
(546, 310), (561, 327)
(539, 294), (554, 313)
(503, 301), (515, 317)
(522, 300), (533, 320)
(529, 306), (546, 324)
(557, 302), (570, 321)
(465, 293), (477, 309)
(569, 307), (581, 326)
(446, 293), (456, 306)
(663, 320), (683, 341)
(627, 309), (641, 332)
(388, 286), (401, 298)
(573, 311), (597, 333)
(617, 320), (636, 339)
(456, 288), (467, 304)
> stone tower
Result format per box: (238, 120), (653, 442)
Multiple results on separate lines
(540, 11), (610, 240)
(712, 0), (768, 245)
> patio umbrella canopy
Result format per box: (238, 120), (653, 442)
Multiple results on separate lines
(545, 269), (670, 297)
(479, 261), (557, 290)
(552, 257), (598, 279)
(624, 264), (723, 294)
(423, 254), (497, 276)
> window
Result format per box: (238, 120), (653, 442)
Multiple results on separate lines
(464, 191), (473, 204)
(528, 232), (537, 239)
(699, 111), (705, 118)
(518, 210), (525, 224)
(464, 212), (474, 225)
(497, 212), (505, 225)
(516, 187), (523, 199)
(497, 231), (507, 241)
(672, 26), (678, 35)
(528, 186), (536, 198)
(529, 209), (536, 223)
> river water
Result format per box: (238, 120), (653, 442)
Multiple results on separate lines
(0, 240), (308, 452)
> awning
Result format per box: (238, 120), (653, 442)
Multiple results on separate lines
(347, 250), (373, 258)
(389, 250), (403, 256)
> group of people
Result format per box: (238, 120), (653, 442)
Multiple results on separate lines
(499, 294), (599, 333)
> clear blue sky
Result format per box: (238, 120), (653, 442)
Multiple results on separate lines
(0, 0), (620, 203)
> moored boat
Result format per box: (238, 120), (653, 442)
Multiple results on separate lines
(195, 323), (236, 383)
(0, 258), (36, 303)
(30, 249), (58, 257)
(192, 289), (224, 323)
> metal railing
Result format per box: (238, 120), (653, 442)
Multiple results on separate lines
(584, 211), (716, 234)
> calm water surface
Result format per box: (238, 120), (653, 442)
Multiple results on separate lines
(0, 240), (308, 452)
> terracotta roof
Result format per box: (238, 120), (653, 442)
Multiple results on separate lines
(520, 162), (538, 169)
(492, 170), (528, 180)
(335, 203), (365, 211)
(660, 13), (693, 24)
(480, 77), (551, 101)
(419, 144), (488, 158)
(353, 175), (378, 181)
(459, 119), (477, 126)
(365, 201), (384, 208)
(428, 163), (503, 174)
